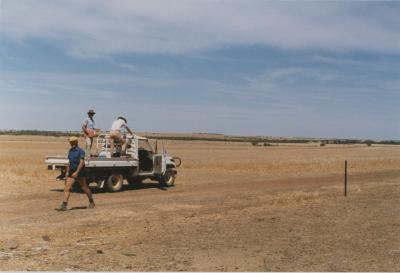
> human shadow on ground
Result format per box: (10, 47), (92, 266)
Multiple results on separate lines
(50, 181), (169, 195)
(69, 206), (88, 210)
(54, 206), (89, 211)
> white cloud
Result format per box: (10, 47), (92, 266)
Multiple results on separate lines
(1, 1), (400, 57)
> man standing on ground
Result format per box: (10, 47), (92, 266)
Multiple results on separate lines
(110, 116), (134, 156)
(57, 136), (95, 211)
(82, 109), (96, 157)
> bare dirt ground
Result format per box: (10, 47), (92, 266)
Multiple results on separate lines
(0, 135), (400, 271)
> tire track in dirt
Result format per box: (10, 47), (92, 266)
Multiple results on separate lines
(1, 170), (399, 226)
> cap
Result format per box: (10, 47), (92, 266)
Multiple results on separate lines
(69, 136), (79, 142)
(118, 116), (127, 123)
(87, 109), (96, 114)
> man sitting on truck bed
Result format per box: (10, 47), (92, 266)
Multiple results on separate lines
(57, 136), (95, 211)
(109, 116), (134, 156)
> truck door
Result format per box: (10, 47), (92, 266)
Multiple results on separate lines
(129, 136), (139, 160)
(153, 152), (166, 175)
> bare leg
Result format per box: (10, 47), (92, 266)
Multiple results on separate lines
(89, 137), (94, 156)
(121, 138), (127, 154)
(85, 137), (91, 157)
(112, 135), (123, 155)
(63, 177), (75, 203)
(111, 136), (120, 156)
(110, 136), (115, 156)
(78, 177), (93, 201)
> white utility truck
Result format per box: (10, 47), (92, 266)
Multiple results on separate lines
(45, 134), (181, 192)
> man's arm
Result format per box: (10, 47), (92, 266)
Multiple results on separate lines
(76, 158), (85, 173)
(71, 158), (84, 178)
(125, 126), (134, 135)
(82, 119), (89, 135)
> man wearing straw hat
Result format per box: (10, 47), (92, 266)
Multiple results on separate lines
(57, 136), (95, 211)
(82, 109), (97, 157)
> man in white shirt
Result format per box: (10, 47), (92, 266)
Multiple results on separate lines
(110, 116), (134, 156)
(82, 109), (97, 157)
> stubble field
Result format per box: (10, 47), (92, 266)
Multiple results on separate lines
(0, 135), (399, 271)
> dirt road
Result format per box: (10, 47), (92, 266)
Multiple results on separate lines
(0, 137), (399, 271)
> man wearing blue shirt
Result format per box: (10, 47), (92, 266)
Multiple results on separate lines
(57, 136), (95, 211)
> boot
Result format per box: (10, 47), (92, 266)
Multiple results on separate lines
(56, 202), (68, 211)
(88, 201), (95, 209)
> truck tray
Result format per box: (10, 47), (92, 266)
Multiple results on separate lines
(45, 156), (139, 169)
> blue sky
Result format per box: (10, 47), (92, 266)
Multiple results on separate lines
(0, 1), (399, 139)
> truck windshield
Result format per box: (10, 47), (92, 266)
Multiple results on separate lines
(138, 139), (154, 152)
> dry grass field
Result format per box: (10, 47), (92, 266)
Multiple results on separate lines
(0, 135), (400, 271)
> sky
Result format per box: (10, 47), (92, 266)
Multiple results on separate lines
(0, 0), (399, 140)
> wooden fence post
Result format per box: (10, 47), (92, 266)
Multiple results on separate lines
(344, 160), (348, 196)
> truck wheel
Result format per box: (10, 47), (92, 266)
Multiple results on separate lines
(159, 169), (176, 187)
(106, 174), (123, 192)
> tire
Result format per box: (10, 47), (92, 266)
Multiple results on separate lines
(172, 157), (182, 167)
(106, 174), (123, 192)
(159, 169), (176, 187)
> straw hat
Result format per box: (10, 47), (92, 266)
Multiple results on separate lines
(69, 136), (79, 142)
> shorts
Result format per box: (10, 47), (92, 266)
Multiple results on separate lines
(67, 168), (86, 178)
(110, 130), (123, 140)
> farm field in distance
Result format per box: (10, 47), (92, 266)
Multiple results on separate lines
(0, 135), (399, 271)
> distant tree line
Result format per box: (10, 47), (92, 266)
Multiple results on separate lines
(147, 135), (311, 143)
(0, 130), (81, 137)
(0, 130), (399, 145)
(319, 139), (400, 145)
